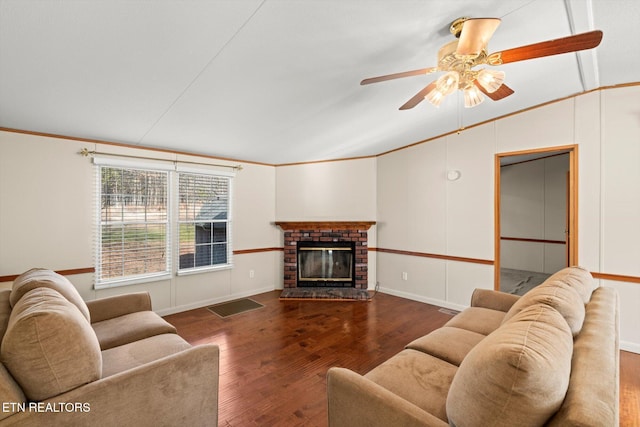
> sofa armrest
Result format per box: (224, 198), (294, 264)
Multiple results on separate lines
(86, 292), (152, 323)
(1, 344), (219, 427)
(327, 367), (448, 427)
(470, 288), (520, 312)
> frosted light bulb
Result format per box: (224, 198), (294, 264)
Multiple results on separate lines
(477, 69), (505, 93)
(464, 85), (485, 108)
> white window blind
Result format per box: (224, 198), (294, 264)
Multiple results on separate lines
(97, 166), (170, 286)
(178, 172), (232, 271)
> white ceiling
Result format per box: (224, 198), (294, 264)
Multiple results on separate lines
(1, 0), (638, 165)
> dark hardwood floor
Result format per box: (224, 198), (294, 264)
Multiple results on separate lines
(163, 290), (640, 427)
(620, 350), (640, 427)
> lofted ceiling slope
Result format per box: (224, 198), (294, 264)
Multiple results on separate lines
(1, 0), (639, 164)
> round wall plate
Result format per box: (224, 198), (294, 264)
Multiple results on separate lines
(447, 170), (461, 181)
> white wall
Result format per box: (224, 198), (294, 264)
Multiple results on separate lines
(500, 154), (568, 273)
(376, 124), (495, 310)
(0, 134), (94, 275)
(275, 158), (376, 221)
(376, 85), (640, 352)
(275, 158), (378, 288)
(0, 131), (280, 314)
(598, 87), (640, 351)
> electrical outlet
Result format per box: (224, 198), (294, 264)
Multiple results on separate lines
(249, 269), (255, 279)
(402, 272), (408, 281)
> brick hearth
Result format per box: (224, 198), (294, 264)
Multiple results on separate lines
(275, 221), (375, 289)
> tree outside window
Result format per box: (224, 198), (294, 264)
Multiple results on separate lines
(98, 167), (169, 282)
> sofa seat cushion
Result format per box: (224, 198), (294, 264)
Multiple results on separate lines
(101, 333), (192, 378)
(446, 304), (573, 427)
(92, 310), (177, 350)
(470, 288), (520, 312)
(365, 349), (457, 422)
(1, 287), (102, 401)
(443, 307), (505, 335)
(10, 268), (90, 321)
(503, 277), (585, 335)
(0, 364), (25, 421)
(406, 327), (485, 366)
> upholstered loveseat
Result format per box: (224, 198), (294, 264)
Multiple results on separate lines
(0, 269), (219, 426)
(327, 266), (619, 426)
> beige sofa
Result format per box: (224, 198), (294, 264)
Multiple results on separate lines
(0, 269), (219, 426)
(327, 266), (619, 427)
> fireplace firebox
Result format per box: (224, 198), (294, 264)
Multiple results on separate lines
(297, 241), (355, 287)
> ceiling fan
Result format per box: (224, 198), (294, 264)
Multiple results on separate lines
(361, 17), (603, 109)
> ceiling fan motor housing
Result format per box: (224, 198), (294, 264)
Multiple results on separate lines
(438, 40), (486, 90)
(449, 17), (470, 38)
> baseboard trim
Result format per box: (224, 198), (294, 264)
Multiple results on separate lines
(620, 341), (640, 355)
(377, 287), (468, 312)
(155, 286), (276, 317)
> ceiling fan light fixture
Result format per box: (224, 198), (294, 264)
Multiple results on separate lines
(476, 69), (505, 93)
(425, 87), (446, 107)
(464, 85), (485, 108)
(424, 71), (459, 107)
(436, 71), (460, 96)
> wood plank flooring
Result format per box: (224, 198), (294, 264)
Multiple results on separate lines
(163, 290), (640, 427)
(620, 350), (640, 427)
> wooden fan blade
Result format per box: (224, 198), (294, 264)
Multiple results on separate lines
(360, 67), (437, 85)
(456, 18), (501, 56)
(399, 81), (437, 110)
(487, 30), (603, 65)
(474, 81), (514, 101)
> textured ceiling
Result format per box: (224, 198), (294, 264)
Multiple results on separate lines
(1, 0), (638, 164)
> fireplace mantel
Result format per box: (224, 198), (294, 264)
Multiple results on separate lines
(275, 221), (376, 230)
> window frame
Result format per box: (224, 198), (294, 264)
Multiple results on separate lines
(176, 168), (234, 275)
(94, 158), (234, 289)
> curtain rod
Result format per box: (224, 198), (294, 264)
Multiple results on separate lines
(79, 148), (243, 171)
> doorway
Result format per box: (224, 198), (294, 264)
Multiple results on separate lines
(494, 145), (578, 294)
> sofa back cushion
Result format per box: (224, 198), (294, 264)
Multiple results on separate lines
(546, 286), (620, 427)
(446, 304), (573, 427)
(545, 266), (596, 303)
(10, 268), (90, 321)
(502, 278), (585, 336)
(1, 287), (102, 401)
(0, 290), (11, 345)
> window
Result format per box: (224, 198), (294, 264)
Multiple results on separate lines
(178, 173), (231, 271)
(95, 160), (233, 288)
(98, 167), (169, 285)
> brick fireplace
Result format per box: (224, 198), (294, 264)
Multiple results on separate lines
(275, 221), (375, 289)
